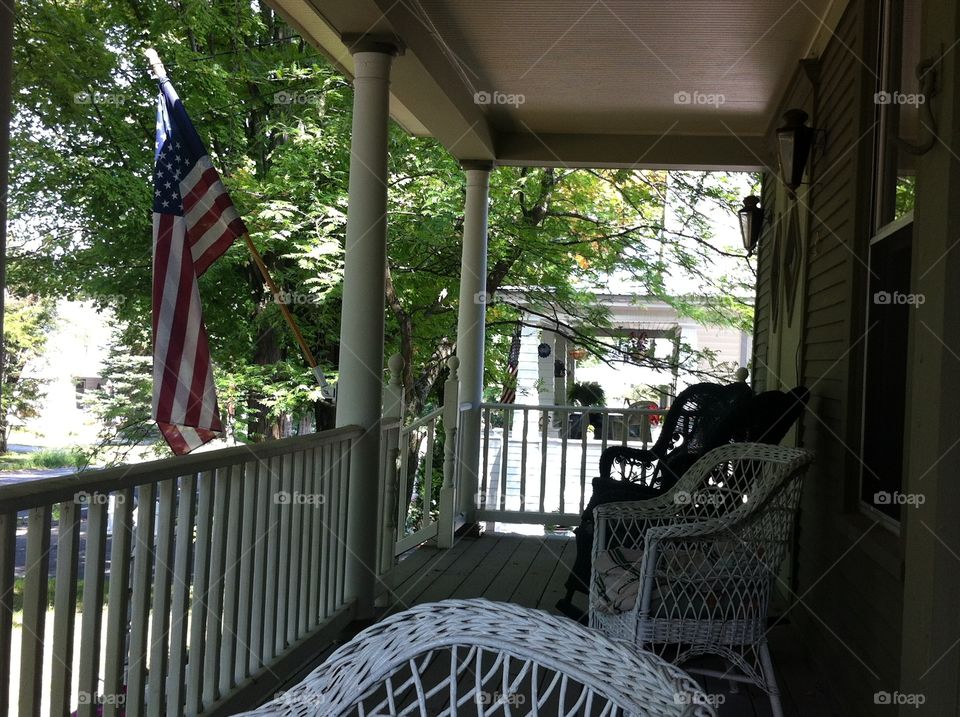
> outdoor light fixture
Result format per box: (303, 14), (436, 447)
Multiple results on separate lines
(776, 108), (816, 192)
(738, 195), (763, 253)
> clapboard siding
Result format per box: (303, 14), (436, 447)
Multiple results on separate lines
(809, 202), (853, 234)
(807, 270), (848, 296)
(801, 1), (903, 714)
(752, 0), (903, 713)
(806, 249), (850, 280)
(801, 320), (845, 342)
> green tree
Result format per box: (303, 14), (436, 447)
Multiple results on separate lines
(1, 295), (54, 451)
(10, 0), (755, 462)
(83, 328), (156, 465)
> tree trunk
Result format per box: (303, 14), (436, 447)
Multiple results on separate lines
(247, 324), (281, 441)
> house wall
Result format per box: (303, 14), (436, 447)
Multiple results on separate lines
(753, 1), (905, 713)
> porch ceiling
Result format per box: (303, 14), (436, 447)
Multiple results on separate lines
(269, 0), (842, 169)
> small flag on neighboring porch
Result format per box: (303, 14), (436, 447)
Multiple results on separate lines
(150, 75), (246, 455)
(499, 322), (523, 404)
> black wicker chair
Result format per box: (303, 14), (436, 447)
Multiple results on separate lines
(598, 381), (755, 490)
(555, 382), (808, 623)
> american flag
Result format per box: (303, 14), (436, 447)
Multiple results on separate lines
(151, 77), (246, 455)
(499, 322), (523, 404)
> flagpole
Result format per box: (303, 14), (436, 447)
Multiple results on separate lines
(144, 48), (328, 390)
(241, 232), (321, 373)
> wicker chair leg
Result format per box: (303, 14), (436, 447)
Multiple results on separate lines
(759, 641), (784, 717)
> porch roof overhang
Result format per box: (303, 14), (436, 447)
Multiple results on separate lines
(269, 0), (846, 169)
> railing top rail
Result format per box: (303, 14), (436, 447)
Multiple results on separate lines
(0, 424), (364, 511)
(478, 402), (668, 415)
(400, 406), (443, 435)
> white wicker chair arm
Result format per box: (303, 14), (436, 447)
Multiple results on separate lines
(236, 599), (717, 717)
(590, 470), (719, 527)
(593, 498), (695, 522)
(594, 443), (814, 526)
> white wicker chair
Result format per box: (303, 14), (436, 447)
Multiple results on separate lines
(236, 598), (718, 716)
(588, 443), (815, 717)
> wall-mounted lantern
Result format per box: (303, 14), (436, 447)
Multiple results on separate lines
(738, 195), (763, 254)
(776, 108), (816, 191)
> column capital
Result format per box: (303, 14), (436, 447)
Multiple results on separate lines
(341, 33), (404, 56)
(460, 159), (494, 172)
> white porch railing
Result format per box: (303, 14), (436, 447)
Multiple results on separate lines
(377, 356), (460, 577)
(0, 426), (361, 717)
(476, 403), (668, 525)
(394, 406), (443, 554)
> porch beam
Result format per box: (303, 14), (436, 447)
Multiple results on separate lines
(494, 131), (771, 170)
(455, 160), (493, 523)
(335, 41), (398, 618)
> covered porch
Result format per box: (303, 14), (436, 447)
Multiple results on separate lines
(5, 0), (960, 714)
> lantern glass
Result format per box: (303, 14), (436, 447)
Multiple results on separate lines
(739, 210), (754, 252)
(776, 109), (813, 190)
(777, 131), (796, 186)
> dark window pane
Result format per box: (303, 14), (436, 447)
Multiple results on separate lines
(861, 224), (912, 519)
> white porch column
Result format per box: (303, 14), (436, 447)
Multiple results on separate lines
(455, 160), (493, 522)
(335, 39), (399, 618)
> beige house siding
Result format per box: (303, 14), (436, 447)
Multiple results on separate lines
(752, 1), (903, 713)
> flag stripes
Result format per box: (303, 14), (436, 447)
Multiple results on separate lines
(151, 77), (245, 455)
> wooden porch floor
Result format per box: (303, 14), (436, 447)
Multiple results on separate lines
(265, 532), (845, 716)
(383, 532), (844, 717)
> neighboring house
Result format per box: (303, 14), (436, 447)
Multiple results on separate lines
(12, 300), (111, 446)
(510, 294), (751, 407)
